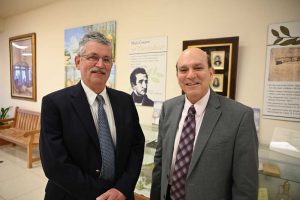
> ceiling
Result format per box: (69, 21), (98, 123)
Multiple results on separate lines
(0, 0), (61, 19)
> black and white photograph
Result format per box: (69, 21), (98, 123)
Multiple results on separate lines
(211, 50), (225, 69)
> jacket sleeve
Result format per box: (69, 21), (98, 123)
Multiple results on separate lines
(112, 94), (145, 199)
(232, 107), (258, 200)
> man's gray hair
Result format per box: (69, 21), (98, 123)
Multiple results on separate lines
(78, 31), (111, 56)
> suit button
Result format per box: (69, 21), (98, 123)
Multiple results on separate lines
(163, 194), (166, 199)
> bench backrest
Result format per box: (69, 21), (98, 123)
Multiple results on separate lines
(13, 107), (41, 131)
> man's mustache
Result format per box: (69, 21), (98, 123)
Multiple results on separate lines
(90, 67), (106, 75)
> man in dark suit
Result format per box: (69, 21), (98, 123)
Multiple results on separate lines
(130, 67), (154, 107)
(150, 47), (258, 200)
(40, 32), (145, 200)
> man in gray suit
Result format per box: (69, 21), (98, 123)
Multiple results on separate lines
(150, 47), (258, 200)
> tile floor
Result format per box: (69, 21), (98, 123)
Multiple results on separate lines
(0, 144), (47, 200)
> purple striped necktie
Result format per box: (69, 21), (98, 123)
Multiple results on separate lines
(170, 105), (196, 200)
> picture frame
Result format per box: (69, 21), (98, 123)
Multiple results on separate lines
(211, 50), (225, 70)
(211, 74), (224, 92)
(9, 33), (37, 101)
(183, 36), (239, 99)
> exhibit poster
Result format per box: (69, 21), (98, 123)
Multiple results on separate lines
(263, 21), (300, 121)
(129, 36), (167, 107)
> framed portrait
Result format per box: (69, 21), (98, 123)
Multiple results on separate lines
(9, 33), (37, 101)
(211, 50), (225, 69)
(183, 36), (239, 99)
(210, 74), (224, 92)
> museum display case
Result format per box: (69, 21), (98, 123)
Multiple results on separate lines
(135, 126), (300, 200)
(259, 145), (300, 200)
(134, 125), (157, 199)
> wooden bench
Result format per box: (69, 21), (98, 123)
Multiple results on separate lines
(0, 120), (13, 145)
(0, 107), (41, 168)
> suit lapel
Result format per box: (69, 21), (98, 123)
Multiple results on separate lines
(106, 88), (122, 155)
(187, 91), (221, 178)
(106, 88), (121, 139)
(70, 83), (100, 149)
(165, 96), (185, 170)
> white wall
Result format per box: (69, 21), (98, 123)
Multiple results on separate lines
(0, 0), (299, 145)
(0, 18), (4, 32)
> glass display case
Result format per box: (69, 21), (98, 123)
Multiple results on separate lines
(134, 126), (300, 200)
(134, 124), (158, 199)
(259, 145), (300, 200)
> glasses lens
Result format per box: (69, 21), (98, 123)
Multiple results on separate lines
(82, 55), (112, 64)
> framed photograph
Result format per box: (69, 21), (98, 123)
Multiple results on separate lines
(211, 50), (225, 69)
(183, 36), (239, 99)
(9, 33), (37, 101)
(210, 74), (224, 92)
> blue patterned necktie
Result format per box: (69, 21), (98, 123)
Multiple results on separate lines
(170, 105), (196, 200)
(97, 95), (115, 181)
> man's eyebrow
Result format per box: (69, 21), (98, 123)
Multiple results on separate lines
(178, 65), (187, 68)
(85, 52), (98, 56)
(193, 63), (205, 67)
(178, 63), (204, 68)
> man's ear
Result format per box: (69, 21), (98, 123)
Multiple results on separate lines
(75, 55), (80, 69)
(210, 67), (215, 77)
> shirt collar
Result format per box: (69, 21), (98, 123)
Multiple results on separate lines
(184, 89), (210, 115)
(81, 80), (109, 105)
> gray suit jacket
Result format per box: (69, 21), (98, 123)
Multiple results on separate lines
(151, 90), (258, 200)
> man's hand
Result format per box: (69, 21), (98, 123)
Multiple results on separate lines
(96, 188), (126, 200)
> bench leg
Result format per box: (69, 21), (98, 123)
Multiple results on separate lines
(27, 144), (33, 168)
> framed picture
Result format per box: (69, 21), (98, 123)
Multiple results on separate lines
(210, 74), (224, 92)
(9, 33), (37, 101)
(211, 50), (225, 69)
(183, 36), (239, 99)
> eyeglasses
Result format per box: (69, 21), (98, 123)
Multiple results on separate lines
(81, 54), (112, 65)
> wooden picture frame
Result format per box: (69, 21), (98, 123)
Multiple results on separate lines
(9, 33), (37, 101)
(183, 36), (239, 99)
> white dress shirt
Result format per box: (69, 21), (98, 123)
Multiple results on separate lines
(81, 81), (117, 146)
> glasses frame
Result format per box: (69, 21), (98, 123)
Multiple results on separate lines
(80, 54), (112, 65)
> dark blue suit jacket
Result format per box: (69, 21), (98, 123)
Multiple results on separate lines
(40, 82), (145, 200)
